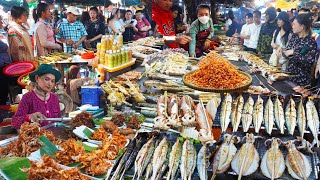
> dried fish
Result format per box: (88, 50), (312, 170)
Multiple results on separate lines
(212, 134), (239, 178)
(285, 97), (297, 135)
(195, 102), (214, 143)
(231, 133), (260, 180)
(306, 97), (319, 147)
(180, 95), (196, 126)
(154, 95), (170, 130)
(167, 95), (182, 127)
(297, 98), (306, 138)
(220, 93), (233, 132)
(241, 96), (254, 132)
(167, 139), (182, 180)
(197, 145), (208, 180)
(260, 138), (285, 180)
(253, 95), (264, 133)
(264, 97), (274, 135)
(206, 96), (222, 121)
(274, 96), (285, 134)
(180, 139), (197, 180)
(151, 137), (169, 180)
(284, 140), (311, 180)
(231, 95), (244, 132)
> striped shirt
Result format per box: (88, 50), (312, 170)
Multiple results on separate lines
(56, 21), (87, 54)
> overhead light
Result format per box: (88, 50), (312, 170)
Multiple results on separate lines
(179, 3), (182, 6)
(54, 4), (59, 8)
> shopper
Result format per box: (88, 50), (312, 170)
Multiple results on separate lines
(152, 0), (191, 47)
(80, 11), (90, 25)
(12, 64), (62, 129)
(66, 65), (90, 110)
(233, 13), (253, 50)
(172, 5), (186, 34)
(84, 7), (106, 49)
(7, 6), (33, 62)
(108, 8), (125, 35)
(52, 10), (62, 30)
(241, 10), (262, 53)
(134, 10), (151, 40)
(56, 6), (87, 54)
(189, 4), (215, 58)
(284, 13), (317, 86)
(0, 15), (11, 105)
(120, 10), (137, 42)
(269, 11), (292, 70)
(33, 3), (62, 57)
(257, 7), (278, 57)
(226, 10), (241, 37)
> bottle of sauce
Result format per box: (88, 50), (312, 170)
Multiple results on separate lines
(128, 48), (132, 61)
(121, 48), (126, 64)
(125, 48), (129, 63)
(96, 43), (101, 56)
(118, 32), (123, 47)
(108, 50), (114, 68)
(112, 42), (118, 51)
(104, 50), (109, 66)
(100, 50), (105, 65)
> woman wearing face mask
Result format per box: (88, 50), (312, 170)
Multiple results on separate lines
(284, 13), (317, 87)
(189, 4), (215, 58)
(12, 64), (62, 129)
(269, 11), (292, 70)
(33, 3), (62, 57)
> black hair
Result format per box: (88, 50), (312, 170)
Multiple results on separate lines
(108, 8), (120, 22)
(253, 10), (261, 17)
(126, 10), (132, 14)
(136, 10), (144, 14)
(245, 13), (253, 18)
(295, 13), (313, 35)
(89, 6), (99, 14)
(277, 8), (282, 12)
(80, 11), (90, 24)
(11, 6), (27, 20)
(299, 8), (310, 13)
(227, 10), (234, 20)
(274, 17), (292, 45)
(33, 3), (48, 23)
(171, 5), (182, 14)
(197, 4), (211, 14)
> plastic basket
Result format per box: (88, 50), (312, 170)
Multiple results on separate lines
(2, 62), (35, 76)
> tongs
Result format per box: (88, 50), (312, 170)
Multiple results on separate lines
(39, 117), (72, 122)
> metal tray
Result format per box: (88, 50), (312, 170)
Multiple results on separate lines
(42, 122), (74, 141)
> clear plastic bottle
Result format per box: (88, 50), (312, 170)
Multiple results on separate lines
(96, 43), (101, 56)
(99, 50), (105, 65)
(116, 50), (121, 66)
(101, 35), (107, 52)
(108, 50), (114, 68)
(104, 50), (109, 66)
(125, 48), (129, 63)
(128, 48), (132, 61)
(118, 32), (123, 47)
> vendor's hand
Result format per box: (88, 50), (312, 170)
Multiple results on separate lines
(29, 112), (46, 122)
(232, 33), (240, 37)
(176, 35), (192, 45)
(181, 25), (188, 31)
(283, 49), (294, 57)
(85, 40), (92, 48)
(54, 28), (59, 35)
(204, 39), (211, 48)
(73, 42), (80, 50)
(271, 43), (278, 49)
(190, 54), (195, 58)
(66, 39), (74, 45)
(276, 47), (282, 56)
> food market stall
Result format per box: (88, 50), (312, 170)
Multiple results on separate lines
(1, 35), (320, 180)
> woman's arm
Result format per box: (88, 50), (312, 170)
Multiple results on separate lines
(8, 30), (24, 61)
(290, 39), (317, 69)
(189, 22), (198, 57)
(109, 20), (120, 34)
(36, 23), (61, 50)
(12, 95), (30, 129)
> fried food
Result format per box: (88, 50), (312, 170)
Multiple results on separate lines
(111, 113), (126, 126)
(0, 122), (61, 158)
(71, 112), (95, 128)
(102, 121), (118, 133)
(27, 155), (88, 180)
(116, 71), (141, 81)
(126, 115), (141, 129)
(119, 128), (135, 139)
(55, 138), (85, 165)
(79, 152), (112, 176)
(91, 127), (109, 141)
(185, 51), (249, 89)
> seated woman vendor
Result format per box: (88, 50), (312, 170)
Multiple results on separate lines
(189, 4), (215, 58)
(12, 64), (62, 129)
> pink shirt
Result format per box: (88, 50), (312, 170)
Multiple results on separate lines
(134, 18), (150, 40)
(12, 91), (61, 129)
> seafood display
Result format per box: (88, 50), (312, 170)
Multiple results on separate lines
(134, 137), (156, 179)
(180, 139), (197, 180)
(167, 139), (182, 180)
(253, 95), (264, 133)
(241, 95), (254, 132)
(220, 93), (232, 132)
(264, 97), (274, 135)
(306, 97), (319, 147)
(285, 97), (297, 136)
(185, 51), (250, 89)
(180, 95), (196, 126)
(297, 98), (306, 138)
(260, 138), (285, 179)
(230, 95), (244, 132)
(197, 145), (208, 180)
(274, 96), (285, 134)
(231, 133), (260, 179)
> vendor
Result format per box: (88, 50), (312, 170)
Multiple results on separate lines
(284, 13), (317, 86)
(66, 65), (90, 110)
(189, 4), (215, 58)
(152, 0), (191, 48)
(12, 64), (62, 129)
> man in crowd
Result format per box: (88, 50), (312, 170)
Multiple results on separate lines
(233, 13), (253, 51)
(56, 6), (87, 54)
(245, 10), (262, 53)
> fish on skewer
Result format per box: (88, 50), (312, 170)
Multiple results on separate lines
(306, 97), (319, 147)
(231, 95), (244, 132)
(284, 140), (312, 180)
(220, 93), (233, 132)
(212, 134), (239, 179)
(167, 139), (183, 180)
(264, 97), (274, 135)
(197, 145), (208, 180)
(167, 95), (182, 127)
(195, 101), (214, 144)
(133, 137), (156, 180)
(180, 139), (197, 180)
(260, 138), (285, 180)
(253, 95), (264, 133)
(285, 97), (297, 135)
(154, 94), (170, 130)
(151, 137), (169, 180)
(180, 95), (196, 126)
(206, 95), (222, 121)
(274, 96), (285, 134)
(297, 98), (306, 139)
(231, 133), (260, 180)
(241, 96), (254, 132)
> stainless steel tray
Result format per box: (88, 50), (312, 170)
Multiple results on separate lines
(41, 122), (74, 141)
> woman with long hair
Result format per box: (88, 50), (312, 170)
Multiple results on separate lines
(269, 11), (292, 69)
(120, 10), (136, 42)
(283, 13), (317, 86)
(108, 8), (125, 35)
(34, 3), (61, 56)
(84, 7), (106, 48)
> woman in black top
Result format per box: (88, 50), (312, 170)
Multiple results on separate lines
(84, 7), (106, 48)
(121, 10), (137, 42)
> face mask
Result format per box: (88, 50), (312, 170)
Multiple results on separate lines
(198, 16), (210, 24)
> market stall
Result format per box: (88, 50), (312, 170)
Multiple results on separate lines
(1, 34), (320, 180)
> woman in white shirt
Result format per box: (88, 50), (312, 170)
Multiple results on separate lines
(269, 11), (292, 70)
(108, 8), (125, 35)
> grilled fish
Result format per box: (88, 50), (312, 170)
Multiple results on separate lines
(297, 98), (306, 139)
(264, 97), (274, 135)
(241, 96), (254, 132)
(306, 97), (319, 147)
(180, 139), (197, 180)
(253, 95), (264, 133)
(220, 93), (232, 132)
(167, 139), (182, 180)
(274, 96), (285, 134)
(285, 97), (297, 135)
(231, 95), (244, 132)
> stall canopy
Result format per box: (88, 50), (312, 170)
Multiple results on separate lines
(121, 0), (140, 6)
(55, 0), (112, 6)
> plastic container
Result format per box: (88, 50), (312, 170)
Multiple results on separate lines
(80, 86), (103, 106)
